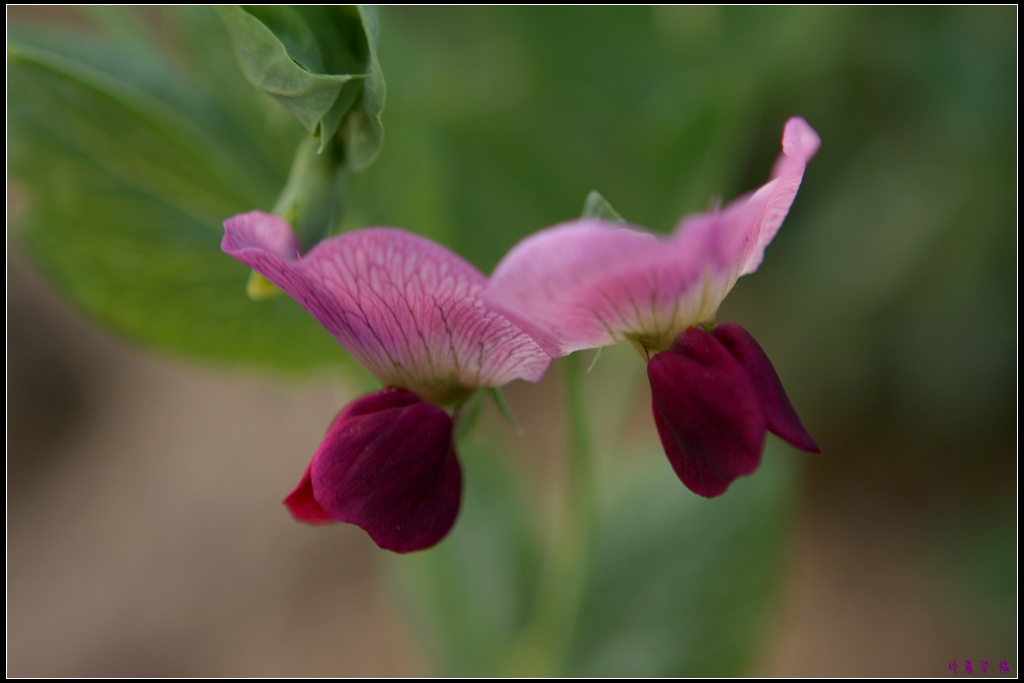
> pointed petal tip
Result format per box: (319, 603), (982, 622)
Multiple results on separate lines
(283, 468), (336, 525)
(782, 117), (821, 162)
(771, 425), (821, 455)
(712, 323), (819, 454)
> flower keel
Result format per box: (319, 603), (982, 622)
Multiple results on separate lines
(649, 327), (767, 498)
(285, 388), (462, 553)
(648, 325), (817, 498)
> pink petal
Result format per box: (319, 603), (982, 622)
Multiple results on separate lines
(307, 388), (462, 553)
(223, 213), (550, 403)
(712, 323), (819, 453)
(648, 327), (767, 498)
(486, 118), (819, 358)
(486, 219), (735, 356)
(695, 116), (821, 281)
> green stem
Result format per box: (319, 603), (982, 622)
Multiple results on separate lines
(504, 352), (595, 675)
(272, 136), (347, 246)
(249, 138), (346, 299)
(565, 352), (595, 521)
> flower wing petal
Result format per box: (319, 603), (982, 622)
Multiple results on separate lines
(486, 219), (734, 356)
(223, 213), (550, 400)
(308, 389), (461, 553)
(284, 389), (421, 525)
(713, 323), (819, 453)
(648, 327), (767, 498)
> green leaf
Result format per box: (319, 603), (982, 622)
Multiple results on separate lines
(8, 16), (362, 374)
(488, 387), (524, 436)
(345, 6), (387, 171)
(219, 5), (385, 167)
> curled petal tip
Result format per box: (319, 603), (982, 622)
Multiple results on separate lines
(737, 116), (821, 278)
(222, 211), (302, 262)
(284, 467), (336, 525)
(782, 117), (821, 163)
(486, 118), (820, 357)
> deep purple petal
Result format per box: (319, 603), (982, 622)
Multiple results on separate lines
(223, 214), (550, 402)
(283, 388), (425, 526)
(283, 466), (335, 525)
(712, 322), (819, 453)
(308, 388), (461, 553)
(648, 328), (767, 498)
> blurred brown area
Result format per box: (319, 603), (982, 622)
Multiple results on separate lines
(7, 255), (429, 676)
(8, 250), (1014, 676)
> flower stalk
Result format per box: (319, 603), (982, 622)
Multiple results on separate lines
(501, 322), (597, 677)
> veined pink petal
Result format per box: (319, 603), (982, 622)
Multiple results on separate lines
(486, 219), (735, 357)
(223, 213), (551, 403)
(486, 118), (819, 357)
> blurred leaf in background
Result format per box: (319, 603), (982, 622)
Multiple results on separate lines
(8, 7), (362, 374)
(566, 445), (797, 677)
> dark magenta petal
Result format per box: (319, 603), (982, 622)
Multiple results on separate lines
(309, 388), (461, 553)
(712, 323), (820, 453)
(284, 467), (335, 525)
(284, 390), (425, 526)
(648, 327), (767, 498)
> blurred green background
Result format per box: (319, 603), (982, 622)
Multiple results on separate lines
(8, 6), (1015, 676)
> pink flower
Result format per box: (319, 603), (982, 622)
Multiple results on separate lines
(485, 117), (821, 497)
(223, 214), (550, 552)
